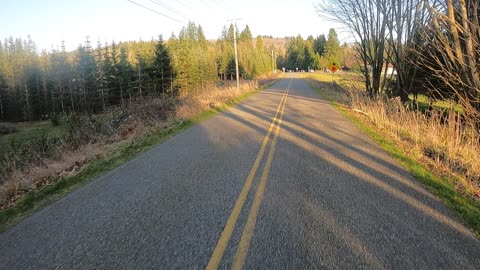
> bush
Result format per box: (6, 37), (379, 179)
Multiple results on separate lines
(64, 113), (99, 148)
(50, 114), (61, 126)
(0, 123), (17, 135)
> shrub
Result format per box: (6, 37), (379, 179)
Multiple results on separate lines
(50, 114), (60, 126)
(0, 123), (17, 135)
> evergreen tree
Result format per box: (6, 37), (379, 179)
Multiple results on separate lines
(255, 36), (268, 73)
(197, 25), (208, 48)
(95, 41), (107, 111)
(108, 41), (120, 105)
(286, 35), (306, 70)
(117, 46), (132, 105)
(325, 28), (341, 66)
(0, 71), (8, 120)
(153, 35), (174, 95)
(24, 60), (42, 121)
(314, 34), (326, 56)
(59, 41), (75, 112)
(39, 50), (54, 117)
(77, 37), (96, 113)
(240, 25), (253, 41)
(0, 24), (286, 122)
(134, 51), (148, 97)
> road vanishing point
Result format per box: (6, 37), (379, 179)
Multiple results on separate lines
(1, 75), (479, 269)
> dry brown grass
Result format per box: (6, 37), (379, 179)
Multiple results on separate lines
(0, 143), (106, 209)
(176, 80), (259, 120)
(0, 97), (177, 208)
(350, 92), (480, 199)
(0, 78), (264, 209)
(308, 70), (480, 200)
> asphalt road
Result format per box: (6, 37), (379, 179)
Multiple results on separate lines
(1, 75), (479, 269)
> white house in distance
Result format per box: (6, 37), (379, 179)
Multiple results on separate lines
(363, 64), (397, 76)
(382, 63), (397, 76)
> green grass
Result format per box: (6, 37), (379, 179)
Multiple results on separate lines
(0, 83), (270, 232)
(309, 72), (464, 114)
(340, 108), (480, 237)
(0, 121), (66, 157)
(307, 71), (364, 90)
(308, 72), (342, 82)
(307, 77), (480, 238)
(409, 94), (464, 113)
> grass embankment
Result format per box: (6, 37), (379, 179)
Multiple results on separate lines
(0, 77), (281, 232)
(306, 72), (480, 237)
(0, 122), (66, 157)
(408, 93), (464, 114)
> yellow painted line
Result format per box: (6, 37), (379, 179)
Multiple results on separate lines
(206, 89), (288, 270)
(231, 90), (289, 270)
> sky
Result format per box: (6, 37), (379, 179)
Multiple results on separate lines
(0, 0), (346, 51)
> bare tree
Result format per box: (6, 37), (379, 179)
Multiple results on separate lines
(316, 0), (390, 98)
(418, 0), (480, 118)
(382, 0), (432, 101)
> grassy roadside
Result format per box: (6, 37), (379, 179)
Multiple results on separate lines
(0, 121), (66, 157)
(305, 77), (480, 238)
(0, 79), (280, 232)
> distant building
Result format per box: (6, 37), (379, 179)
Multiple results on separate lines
(361, 64), (397, 76)
(382, 63), (397, 76)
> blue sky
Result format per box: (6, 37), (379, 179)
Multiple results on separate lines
(1, 0), (343, 51)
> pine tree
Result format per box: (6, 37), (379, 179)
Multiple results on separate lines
(39, 49), (54, 117)
(117, 46), (132, 105)
(59, 41), (75, 113)
(197, 25), (208, 49)
(314, 35), (326, 56)
(325, 28), (341, 66)
(95, 41), (107, 111)
(153, 35), (174, 95)
(240, 25), (253, 41)
(22, 36), (40, 121)
(0, 71), (7, 120)
(77, 37), (96, 113)
(108, 41), (120, 105)
(134, 51), (147, 97)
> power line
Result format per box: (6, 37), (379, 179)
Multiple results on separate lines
(212, 0), (233, 11)
(172, 0), (224, 25)
(174, 0), (185, 6)
(199, 0), (211, 8)
(128, 0), (185, 24)
(149, 0), (190, 21)
(210, 0), (226, 9)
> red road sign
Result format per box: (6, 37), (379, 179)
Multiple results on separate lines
(329, 63), (339, 73)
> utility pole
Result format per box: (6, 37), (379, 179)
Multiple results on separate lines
(228, 18), (241, 89)
(275, 53), (277, 73)
(272, 50), (277, 74)
(233, 26), (240, 89)
(272, 50), (275, 74)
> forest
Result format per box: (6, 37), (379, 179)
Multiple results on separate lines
(279, 28), (357, 72)
(0, 22), (275, 123)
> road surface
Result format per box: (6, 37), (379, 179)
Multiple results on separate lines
(1, 75), (479, 269)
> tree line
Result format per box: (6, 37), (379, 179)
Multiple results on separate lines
(0, 22), (275, 122)
(317, 0), (480, 119)
(278, 28), (358, 71)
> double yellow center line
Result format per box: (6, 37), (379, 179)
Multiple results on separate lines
(206, 81), (291, 270)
